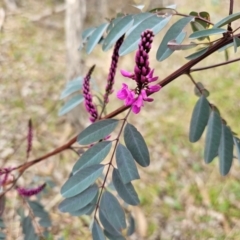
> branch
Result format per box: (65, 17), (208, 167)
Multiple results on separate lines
(191, 57), (240, 72)
(13, 32), (240, 176)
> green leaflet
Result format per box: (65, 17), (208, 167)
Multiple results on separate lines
(58, 94), (84, 116)
(204, 111), (222, 164)
(72, 141), (112, 174)
(189, 95), (210, 143)
(126, 12), (153, 36)
(59, 184), (98, 213)
(61, 164), (104, 198)
(86, 23), (109, 54)
(69, 191), (98, 216)
(218, 125), (233, 176)
(157, 16), (193, 61)
(92, 221), (105, 240)
(116, 144), (140, 184)
(158, 31), (186, 62)
(112, 168), (140, 206)
(103, 230), (126, 240)
(82, 27), (96, 42)
(77, 119), (119, 145)
(124, 123), (150, 167)
(233, 36), (240, 53)
(100, 191), (126, 231)
(214, 12), (240, 28)
(0, 232), (5, 239)
(102, 15), (134, 51)
(107, 16), (124, 33)
(119, 14), (171, 56)
(127, 214), (135, 236)
(60, 77), (83, 99)
(99, 209), (122, 236)
(233, 137), (240, 163)
(189, 28), (227, 39)
(22, 216), (38, 240)
(28, 201), (51, 228)
(185, 47), (209, 60)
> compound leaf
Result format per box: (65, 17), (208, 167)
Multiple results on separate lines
(189, 95), (210, 142)
(92, 221), (105, 240)
(86, 23), (109, 54)
(112, 168), (140, 206)
(157, 16), (193, 61)
(116, 144), (140, 184)
(124, 123), (150, 167)
(72, 141), (112, 174)
(59, 184), (98, 213)
(218, 125), (233, 176)
(100, 191), (126, 231)
(204, 111), (222, 164)
(77, 119), (119, 145)
(61, 164), (104, 198)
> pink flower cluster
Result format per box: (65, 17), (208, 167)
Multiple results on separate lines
(117, 29), (161, 114)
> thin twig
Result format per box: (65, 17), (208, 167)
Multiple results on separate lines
(191, 57), (240, 72)
(187, 73), (202, 94)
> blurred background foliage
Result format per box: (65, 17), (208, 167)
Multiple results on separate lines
(1, 0), (240, 239)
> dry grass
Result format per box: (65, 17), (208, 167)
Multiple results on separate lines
(1, 0), (240, 239)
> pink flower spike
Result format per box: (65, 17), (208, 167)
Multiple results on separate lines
(148, 85), (161, 93)
(120, 69), (134, 79)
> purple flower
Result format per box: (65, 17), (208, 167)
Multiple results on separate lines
(17, 183), (46, 197)
(117, 29), (162, 114)
(26, 119), (33, 159)
(117, 84), (135, 106)
(83, 65), (99, 122)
